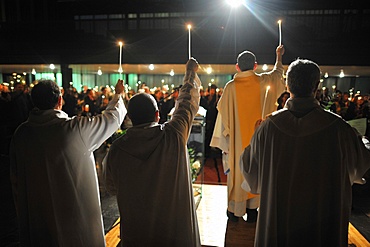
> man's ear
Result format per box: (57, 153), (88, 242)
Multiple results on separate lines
(253, 62), (258, 71)
(235, 63), (241, 72)
(55, 95), (63, 110)
(155, 110), (160, 123)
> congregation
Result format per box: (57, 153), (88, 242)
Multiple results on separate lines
(2, 79), (369, 137)
(1, 63), (370, 246)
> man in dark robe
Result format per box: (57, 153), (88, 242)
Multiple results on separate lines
(104, 58), (201, 246)
(241, 58), (370, 247)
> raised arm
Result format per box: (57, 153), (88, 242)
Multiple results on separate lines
(168, 58), (201, 142)
(78, 79), (127, 152)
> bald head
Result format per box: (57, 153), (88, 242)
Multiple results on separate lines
(128, 93), (159, 126)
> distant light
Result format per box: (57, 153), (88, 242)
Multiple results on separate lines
(226, 0), (243, 8)
(170, 69), (174, 76)
(149, 64), (155, 70)
(206, 67), (213, 74)
(32, 68), (36, 75)
(161, 79), (165, 83)
(211, 78), (215, 82)
(50, 64), (55, 70)
(69, 82), (73, 85)
(97, 67), (102, 75)
(138, 80), (142, 85)
(324, 72), (328, 78)
(332, 85), (336, 90)
(208, 83), (212, 86)
(171, 84), (174, 88)
(262, 64), (268, 71)
(23, 72), (27, 75)
(357, 90), (361, 94)
(339, 69), (344, 78)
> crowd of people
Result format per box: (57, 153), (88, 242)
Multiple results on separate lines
(316, 89), (370, 122)
(1, 46), (370, 246)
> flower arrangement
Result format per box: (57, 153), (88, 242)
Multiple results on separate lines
(188, 147), (202, 182)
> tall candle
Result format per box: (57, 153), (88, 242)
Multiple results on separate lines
(118, 41), (123, 75)
(278, 20), (282, 46)
(187, 24), (192, 59)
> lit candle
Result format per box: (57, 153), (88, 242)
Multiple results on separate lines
(118, 41), (123, 76)
(277, 20), (282, 46)
(187, 24), (192, 59)
(262, 85), (270, 119)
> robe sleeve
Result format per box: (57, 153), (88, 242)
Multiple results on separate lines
(210, 82), (231, 153)
(240, 123), (265, 195)
(78, 94), (127, 152)
(348, 130), (370, 184)
(168, 73), (201, 142)
(240, 145), (260, 194)
(103, 149), (117, 195)
(210, 113), (229, 152)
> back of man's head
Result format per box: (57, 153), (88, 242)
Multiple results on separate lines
(237, 51), (256, 71)
(286, 59), (321, 98)
(31, 80), (60, 110)
(128, 93), (158, 126)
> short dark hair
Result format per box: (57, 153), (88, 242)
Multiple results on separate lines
(286, 59), (321, 97)
(128, 93), (158, 126)
(31, 80), (60, 110)
(237, 51), (256, 71)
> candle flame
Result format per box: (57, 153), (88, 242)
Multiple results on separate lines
(187, 24), (192, 30)
(118, 41), (123, 46)
(266, 85), (271, 91)
(277, 20), (282, 24)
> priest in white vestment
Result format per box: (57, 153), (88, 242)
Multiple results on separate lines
(211, 45), (286, 221)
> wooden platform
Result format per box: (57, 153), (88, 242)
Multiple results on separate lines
(105, 184), (370, 247)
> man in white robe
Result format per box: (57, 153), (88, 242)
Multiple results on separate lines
(241, 59), (370, 247)
(211, 45), (286, 221)
(104, 59), (201, 246)
(10, 79), (126, 246)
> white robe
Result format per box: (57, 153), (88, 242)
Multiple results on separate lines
(10, 94), (126, 247)
(104, 76), (202, 246)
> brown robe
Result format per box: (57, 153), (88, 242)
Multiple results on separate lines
(104, 76), (202, 246)
(241, 97), (370, 247)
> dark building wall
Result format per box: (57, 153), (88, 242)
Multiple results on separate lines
(0, 0), (370, 66)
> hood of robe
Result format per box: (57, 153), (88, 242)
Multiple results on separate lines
(115, 122), (165, 160)
(27, 108), (70, 126)
(269, 97), (343, 137)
